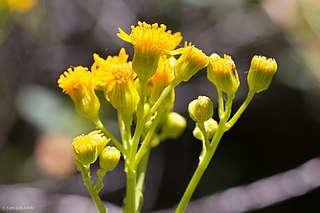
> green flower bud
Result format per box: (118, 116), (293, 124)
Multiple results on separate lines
(150, 136), (160, 148)
(193, 118), (218, 141)
(99, 146), (121, 171)
(161, 112), (187, 139)
(188, 96), (214, 122)
(247, 55), (278, 93)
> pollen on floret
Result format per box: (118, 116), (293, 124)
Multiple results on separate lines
(91, 48), (139, 117)
(92, 48), (135, 90)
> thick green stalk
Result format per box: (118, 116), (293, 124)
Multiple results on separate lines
(124, 80), (147, 213)
(124, 166), (136, 213)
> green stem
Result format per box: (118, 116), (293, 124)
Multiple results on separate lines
(78, 163), (107, 213)
(118, 113), (127, 150)
(130, 80), (147, 163)
(118, 112), (132, 152)
(94, 119), (125, 155)
(175, 93), (234, 213)
(124, 165), (136, 213)
(95, 169), (107, 193)
(135, 150), (150, 212)
(135, 110), (163, 164)
(226, 90), (255, 130)
(175, 122), (225, 213)
(197, 122), (210, 149)
(124, 80), (148, 213)
(145, 78), (179, 120)
(217, 89), (225, 119)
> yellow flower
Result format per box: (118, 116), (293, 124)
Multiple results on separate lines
(148, 56), (175, 106)
(72, 130), (110, 165)
(5, 0), (38, 13)
(58, 66), (100, 121)
(174, 42), (209, 82)
(92, 48), (139, 118)
(207, 54), (240, 96)
(118, 21), (182, 81)
(99, 146), (121, 171)
(247, 55), (278, 93)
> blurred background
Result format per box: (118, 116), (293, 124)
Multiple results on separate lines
(0, 0), (320, 212)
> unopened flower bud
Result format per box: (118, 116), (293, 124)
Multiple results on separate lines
(193, 118), (218, 141)
(247, 55), (278, 93)
(99, 146), (121, 171)
(150, 136), (160, 148)
(207, 54), (240, 96)
(188, 96), (214, 122)
(161, 112), (186, 139)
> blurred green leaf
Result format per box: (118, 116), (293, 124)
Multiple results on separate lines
(15, 84), (94, 136)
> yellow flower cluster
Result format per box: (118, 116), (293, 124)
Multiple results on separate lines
(58, 21), (277, 142)
(57, 21), (278, 213)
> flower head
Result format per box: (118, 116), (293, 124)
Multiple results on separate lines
(118, 21), (182, 81)
(58, 66), (100, 121)
(72, 130), (110, 165)
(174, 42), (209, 82)
(92, 48), (139, 118)
(207, 54), (240, 96)
(247, 55), (278, 93)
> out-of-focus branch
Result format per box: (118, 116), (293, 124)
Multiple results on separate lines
(153, 157), (320, 213)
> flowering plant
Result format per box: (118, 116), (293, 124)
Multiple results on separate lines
(57, 21), (277, 213)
